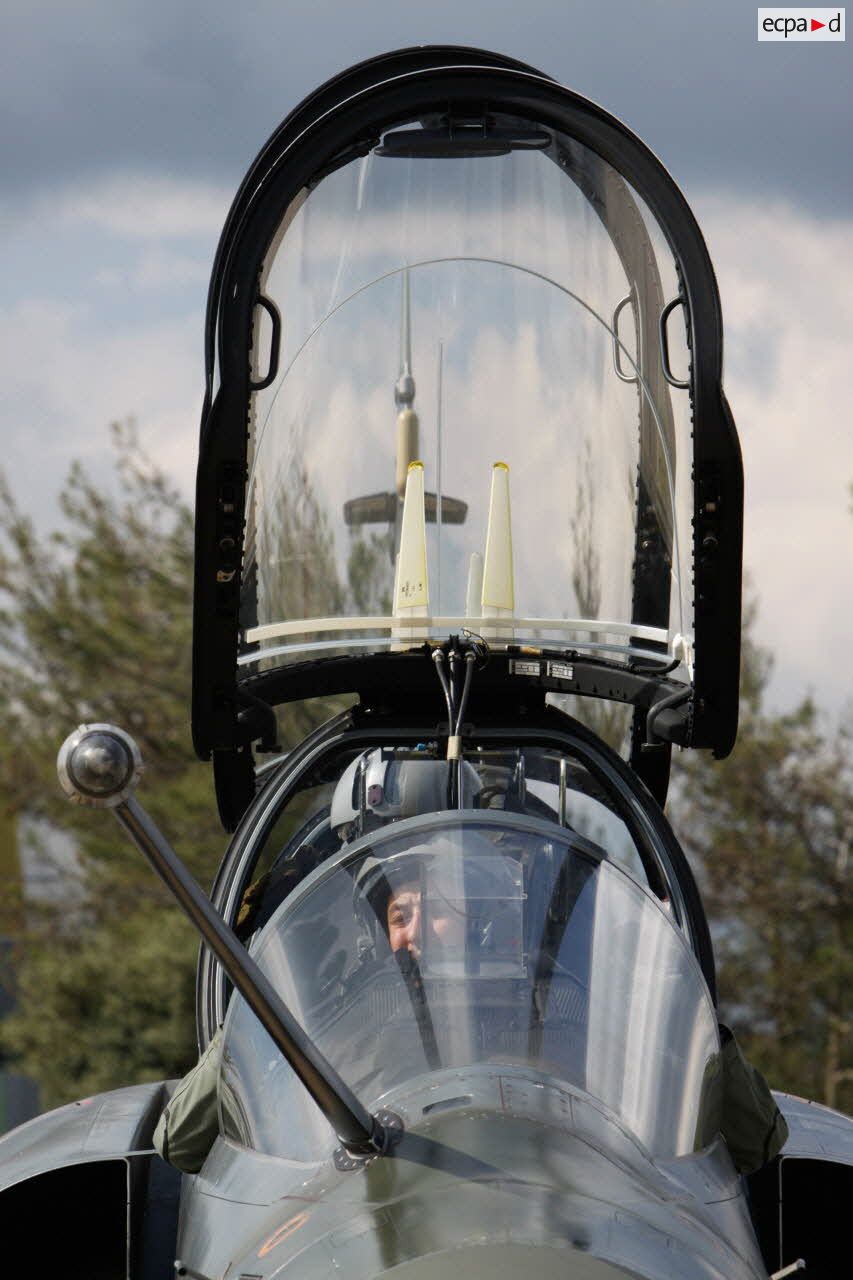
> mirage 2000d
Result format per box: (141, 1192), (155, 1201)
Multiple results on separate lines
(1, 45), (851, 1280)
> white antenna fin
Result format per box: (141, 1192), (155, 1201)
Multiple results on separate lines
(393, 461), (429, 645)
(392, 551), (402, 613)
(481, 462), (515, 639)
(465, 552), (483, 619)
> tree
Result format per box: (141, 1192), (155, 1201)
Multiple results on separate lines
(245, 448), (359, 757)
(0, 424), (226, 1106)
(551, 443), (632, 752)
(346, 528), (395, 617)
(0, 424), (355, 1109)
(669, 601), (853, 1113)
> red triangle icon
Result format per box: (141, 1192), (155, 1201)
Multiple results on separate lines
(811, 18), (825, 30)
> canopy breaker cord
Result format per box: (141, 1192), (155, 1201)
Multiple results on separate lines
(433, 635), (488, 806)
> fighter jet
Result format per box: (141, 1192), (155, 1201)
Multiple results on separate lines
(1, 45), (851, 1280)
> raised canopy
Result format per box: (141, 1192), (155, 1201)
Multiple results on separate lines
(193, 46), (742, 812)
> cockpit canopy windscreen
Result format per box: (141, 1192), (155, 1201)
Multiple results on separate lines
(240, 114), (694, 674)
(220, 811), (720, 1164)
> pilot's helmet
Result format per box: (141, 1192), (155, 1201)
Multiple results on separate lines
(330, 749), (482, 842)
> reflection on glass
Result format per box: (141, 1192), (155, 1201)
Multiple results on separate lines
(221, 812), (719, 1161)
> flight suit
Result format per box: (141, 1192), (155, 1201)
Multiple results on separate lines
(153, 1027), (223, 1174)
(717, 1023), (789, 1174)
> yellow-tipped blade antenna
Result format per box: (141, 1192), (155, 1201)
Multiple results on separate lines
(393, 461), (429, 645)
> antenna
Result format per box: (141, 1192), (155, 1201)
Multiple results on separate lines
(395, 268), (419, 501)
(395, 268), (414, 408)
(481, 461), (515, 638)
(343, 267), (466, 536)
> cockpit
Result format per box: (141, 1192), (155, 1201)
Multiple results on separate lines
(200, 724), (719, 1167)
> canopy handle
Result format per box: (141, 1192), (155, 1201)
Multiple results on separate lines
(612, 294), (638, 384)
(659, 296), (691, 389)
(249, 295), (281, 391)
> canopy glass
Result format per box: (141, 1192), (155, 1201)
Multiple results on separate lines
(219, 811), (719, 1161)
(240, 119), (693, 671)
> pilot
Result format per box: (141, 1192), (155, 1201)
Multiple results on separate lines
(387, 874), (466, 959)
(353, 836), (521, 968)
(234, 749), (483, 940)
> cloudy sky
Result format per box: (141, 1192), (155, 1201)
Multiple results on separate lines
(1, 0), (851, 714)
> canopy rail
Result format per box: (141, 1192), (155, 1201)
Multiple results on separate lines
(245, 615), (670, 645)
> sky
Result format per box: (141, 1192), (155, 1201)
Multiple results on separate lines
(1, 0), (851, 715)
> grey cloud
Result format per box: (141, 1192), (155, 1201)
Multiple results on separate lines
(2, 0), (850, 217)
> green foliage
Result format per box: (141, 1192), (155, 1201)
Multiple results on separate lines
(557, 441), (632, 753)
(3, 904), (199, 1106)
(250, 455), (345, 630)
(346, 529), (394, 617)
(0, 424), (225, 1106)
(670, 601), (853, 1113)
